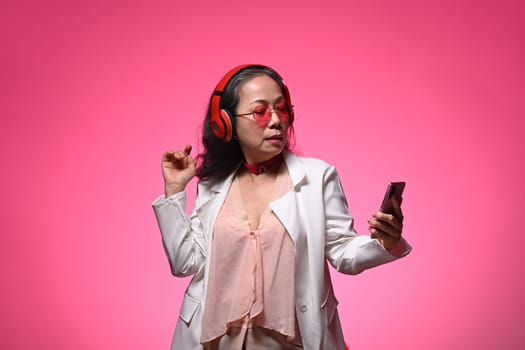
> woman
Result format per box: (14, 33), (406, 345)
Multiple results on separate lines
(152, 64), (411, 350)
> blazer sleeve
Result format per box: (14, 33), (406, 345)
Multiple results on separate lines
(322, 165), (411, 275)
(152, 191), (206, 277)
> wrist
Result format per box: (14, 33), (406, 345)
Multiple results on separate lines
(164, 183), (185, 197)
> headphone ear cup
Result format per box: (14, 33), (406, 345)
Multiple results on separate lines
(211, 108), (233, 142)
(219, 109), (233, 142)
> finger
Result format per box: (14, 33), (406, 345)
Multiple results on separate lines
(369, 225), (377, 239)
(368, 216), (402, 239)
(368, 222), (401, 241)
(369, 220), (401, 240)
(162, 150), (175, 162)
(174, 151), (184, 160)
(369, 227), (399, 250)
(173, 149), (192, 162)
(391, 196), (404, 221)
(163, 145), (191, 161)
(372, 212), (403, 232)
(184, 154), (196, 168)
(162, 151), (186, 168)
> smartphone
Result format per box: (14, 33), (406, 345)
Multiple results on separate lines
(380, 182), (405, 217)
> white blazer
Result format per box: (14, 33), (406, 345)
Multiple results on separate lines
(153, 151), (411, 350)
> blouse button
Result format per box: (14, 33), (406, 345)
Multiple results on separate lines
(299, 304), (308, 313)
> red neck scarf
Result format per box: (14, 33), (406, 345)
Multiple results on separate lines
(244, 154), (282, 175)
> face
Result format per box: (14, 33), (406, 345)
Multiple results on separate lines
(235, 74), (290, 164)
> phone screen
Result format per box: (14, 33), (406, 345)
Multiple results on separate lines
(380, 182), (405, 217)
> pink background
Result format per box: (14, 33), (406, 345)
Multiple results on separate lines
(3, 0), (524, 349)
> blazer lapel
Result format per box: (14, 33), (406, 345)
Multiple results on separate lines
(195, 172), (236, 237)
(270, 151), (307, 245)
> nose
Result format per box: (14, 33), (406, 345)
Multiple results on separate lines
(267, 108), (282, 128)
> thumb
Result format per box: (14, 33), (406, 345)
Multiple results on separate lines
(391, 196), (404, 221)
(184, 144), (196, 168)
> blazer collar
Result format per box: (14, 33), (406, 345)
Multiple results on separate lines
(282, 150), (307, 189)
(207, 167), (238, 195)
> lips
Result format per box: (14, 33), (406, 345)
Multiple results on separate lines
(266, 134), (283, 141)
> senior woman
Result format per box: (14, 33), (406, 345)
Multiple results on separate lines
(152, 64), (411, 350)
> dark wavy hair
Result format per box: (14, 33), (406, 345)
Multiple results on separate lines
(196, 65), (295, 183)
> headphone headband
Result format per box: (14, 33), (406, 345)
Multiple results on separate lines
(209, 64), (292, 142)
(213, 64), (262, 93)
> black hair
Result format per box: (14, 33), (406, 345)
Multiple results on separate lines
(196, 66), (295, 183)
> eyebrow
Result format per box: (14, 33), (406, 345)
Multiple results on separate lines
(249, 96), (285, 105)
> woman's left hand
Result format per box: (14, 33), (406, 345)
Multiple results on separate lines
(367, 197), (404, 251)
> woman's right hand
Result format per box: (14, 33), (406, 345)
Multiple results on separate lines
(161, 144), (196, 196)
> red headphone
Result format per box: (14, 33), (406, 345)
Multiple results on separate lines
(210, 64), (294, 142)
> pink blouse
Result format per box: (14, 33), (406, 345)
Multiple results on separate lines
(201, 165), (301, 347)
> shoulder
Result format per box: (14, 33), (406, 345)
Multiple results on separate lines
(297, 155), (333, 170)
(286, 152), (336, 174)
(284, 151), (339, 187)
(196, 171), (235, 197)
